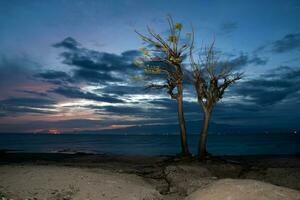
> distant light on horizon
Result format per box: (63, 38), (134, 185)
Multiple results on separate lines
(48, 129), (61, 135)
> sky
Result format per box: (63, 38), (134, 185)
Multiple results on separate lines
(0, 0), (300, 134)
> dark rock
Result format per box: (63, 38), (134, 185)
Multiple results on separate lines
(165, 164), (216, 195)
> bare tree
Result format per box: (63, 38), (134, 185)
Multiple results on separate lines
(190, 41), (243, 160)
(135, 16), (193, 156)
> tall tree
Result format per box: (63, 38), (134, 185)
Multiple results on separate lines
(190, 42), (243, 160)
(135, 17), (192, 156)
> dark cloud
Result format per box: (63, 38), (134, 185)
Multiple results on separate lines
(272, 33), (300, 53)
(53, 37), (141, 84)
(73, 69), (121, 83)
(61, 52), (109, 71)
(255, 33), (300, 54)
(248, 55), (268, 65)
(0, 56), (59, 116)
(195, 47), (268, 70)
(232, 66), (300, 106)
(0, 97), (56, 115)
(16, 90), (48, 97)
(53, 37), (80, 50)
(0, 55), (40, 95)
(92, 105), (147, 115)
(226, 54), (248, 68)
(264, 65), (300, 81)
(220, 22), (238, 35)
(36, 37), (142, 87)
(50, 86), (124, 103)
(35, 70), (74, 85)
(0, 97), (55, 108)
(0, 106), (54, 115)
(36, 70), (70, 80)
(220, 53), (268, 69)
(121, 50), (142, 59)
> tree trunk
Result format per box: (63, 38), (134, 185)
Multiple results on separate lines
(177, 83), (190, 156)
(198, 110), (211, 160)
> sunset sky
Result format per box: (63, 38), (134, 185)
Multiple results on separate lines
(0, 0), (299, 133)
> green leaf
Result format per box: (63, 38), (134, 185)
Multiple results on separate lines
(168, 35), (176, 43)
(139, 47), (149, 56)
(175, 23), (182, 30)
(138, 47), (145, 51)
(131, 75), (144, 81)
(144, 66), (162, 74)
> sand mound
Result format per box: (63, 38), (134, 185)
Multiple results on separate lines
(186, 178), (300, 200)
(0, 165), (162, 200)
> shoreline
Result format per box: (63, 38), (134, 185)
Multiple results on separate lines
(1, 151), (300, 166)
(1, 152), (300, 199)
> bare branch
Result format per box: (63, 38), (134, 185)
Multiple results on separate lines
(190, 41), (243, 111)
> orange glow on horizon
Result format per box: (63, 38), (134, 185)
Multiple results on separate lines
(29, 124), (137, 134)
(48, 128), (61, 134)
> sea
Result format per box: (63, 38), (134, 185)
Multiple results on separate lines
(0, 133), (299, 156)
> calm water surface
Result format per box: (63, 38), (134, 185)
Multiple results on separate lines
(0, 133), (299, 155)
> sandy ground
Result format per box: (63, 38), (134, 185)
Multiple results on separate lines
(186, 179), (300, 200)
(0, 165), (161, 200)
(0, 153), (299, 200)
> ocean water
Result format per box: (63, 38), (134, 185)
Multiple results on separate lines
(0, 133), (299, 156)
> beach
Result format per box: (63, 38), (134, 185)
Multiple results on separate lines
(0, 152), (300, 200)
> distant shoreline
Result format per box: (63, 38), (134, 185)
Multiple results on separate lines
(1, 151), (300, 168)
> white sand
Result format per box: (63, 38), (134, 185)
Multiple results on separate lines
(1, 155), (300, 200)
(186, 179), (300, 200)
(0, 165), (162, 200)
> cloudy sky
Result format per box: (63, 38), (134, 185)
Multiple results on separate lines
(0, 0), (299, 134)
